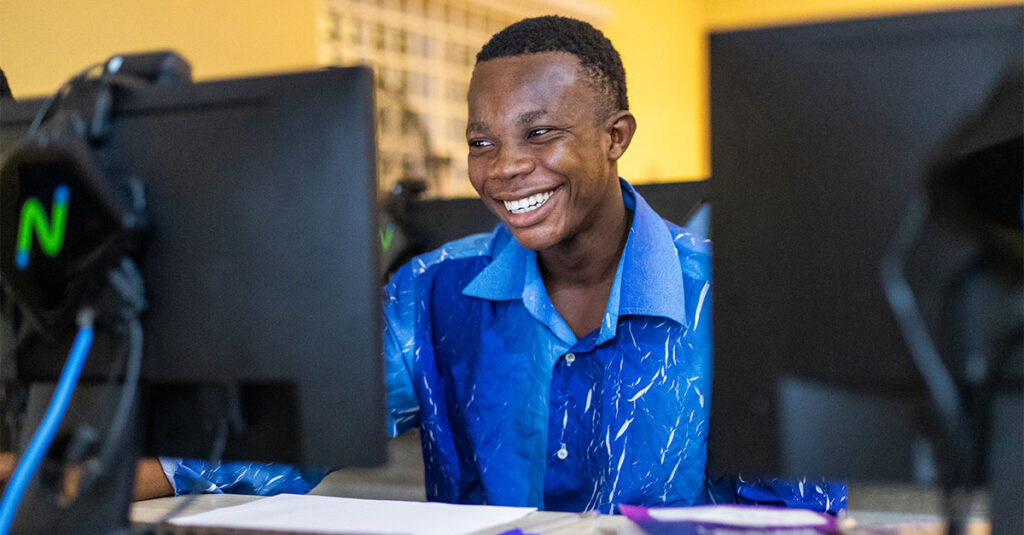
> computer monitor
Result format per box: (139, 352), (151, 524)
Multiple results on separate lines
(1, 61), (385, 531)
(708, 3), (1021, 489)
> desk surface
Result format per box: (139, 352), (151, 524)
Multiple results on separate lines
(130, 495), (990, 535)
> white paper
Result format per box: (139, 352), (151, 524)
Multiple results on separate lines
(648, 505), (829, 527)
(170, 494), (536, 535)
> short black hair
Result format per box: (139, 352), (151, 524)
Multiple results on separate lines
(476, 15), (628, 116)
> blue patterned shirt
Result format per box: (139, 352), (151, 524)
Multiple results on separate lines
(384, 180), (712, 512)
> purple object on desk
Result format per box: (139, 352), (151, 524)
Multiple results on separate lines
(619, 504), (839, 534)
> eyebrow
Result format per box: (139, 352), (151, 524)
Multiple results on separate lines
(465, 109), (550, 136)
(516, 109), (548, 126)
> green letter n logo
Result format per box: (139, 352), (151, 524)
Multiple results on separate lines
(15, 185), (70, 270)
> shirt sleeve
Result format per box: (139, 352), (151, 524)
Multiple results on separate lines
(157, 456), (181, 489)
(157, 457), (329, 496)
(703, 471), (848, 516)
(383, 263), (422, 437)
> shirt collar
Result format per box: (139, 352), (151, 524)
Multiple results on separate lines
(462, 179), (689, 334)
(616, 180), (689, 328)
(462, 234), (578, 345)
(461, 227), (527, 301)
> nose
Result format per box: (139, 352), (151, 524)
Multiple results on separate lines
(490, 144), (534, 181)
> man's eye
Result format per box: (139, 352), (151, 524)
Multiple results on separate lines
(468, 139), (493, 148)
(528, 128), (550, 138)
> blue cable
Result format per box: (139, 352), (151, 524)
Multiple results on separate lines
(0, 316), (94, 535)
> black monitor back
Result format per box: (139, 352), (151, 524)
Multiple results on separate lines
(709, 6), (1022, 482)
(1, 67), (385, 468)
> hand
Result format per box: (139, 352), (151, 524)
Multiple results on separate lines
(60, 457), (173, 502)
(0, 452), (172, 501)
(0, 452), (78, 500)
(0, 452), (13, 488)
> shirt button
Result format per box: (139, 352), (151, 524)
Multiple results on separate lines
(557, 446), (568, 460)
(565, 353), (576, 364)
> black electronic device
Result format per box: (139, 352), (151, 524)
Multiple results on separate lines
(708, 5), (1021, 532)
(0, 57), (385, 533)
(0, 130), (140, 328)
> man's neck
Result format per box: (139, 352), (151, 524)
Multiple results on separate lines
(538, 184), (632, 338)
(538, 199), (629, 286)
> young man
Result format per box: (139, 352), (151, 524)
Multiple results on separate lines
(154, 16), (843, 514)
(381, 17), (709, 512)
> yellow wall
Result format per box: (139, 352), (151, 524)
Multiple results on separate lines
(0, 0), (317, 98)
(1, 0), (1017, 182)
(597, 1), (709, 182)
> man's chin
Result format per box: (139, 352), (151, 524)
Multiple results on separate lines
(506, 224), (562, 252)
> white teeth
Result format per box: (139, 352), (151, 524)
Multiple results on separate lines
(503, 190), (553, 214)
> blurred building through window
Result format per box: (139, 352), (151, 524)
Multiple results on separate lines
(318, 0), (607, 198)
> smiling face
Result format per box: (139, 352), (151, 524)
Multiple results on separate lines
(466, 51), (633, 252)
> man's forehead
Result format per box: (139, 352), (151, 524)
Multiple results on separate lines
(467, 53), (593, 126)
(470, 51), (581, 89)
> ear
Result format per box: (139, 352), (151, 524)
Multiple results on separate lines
(605, 110), (636, 161)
